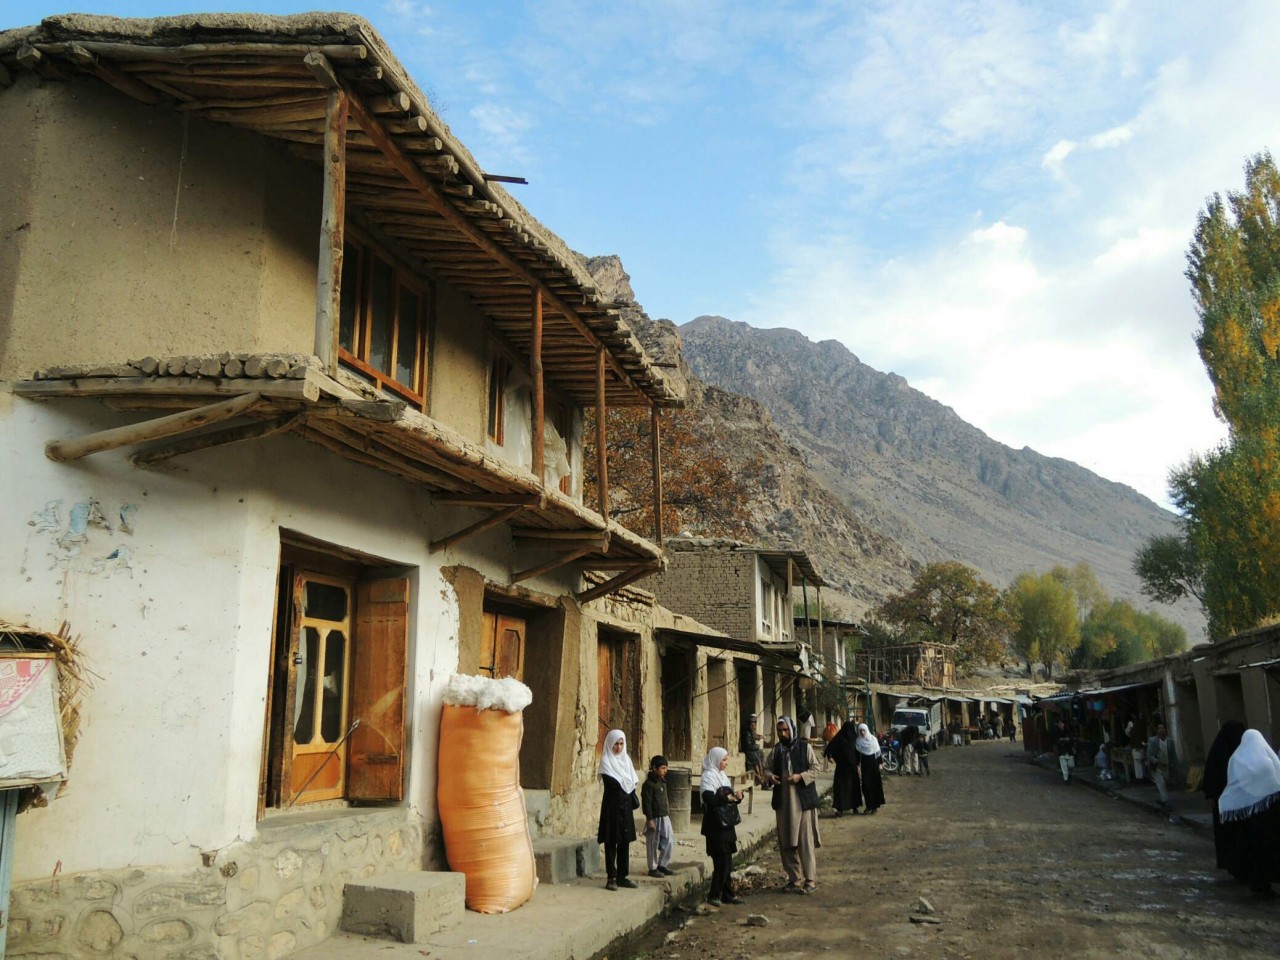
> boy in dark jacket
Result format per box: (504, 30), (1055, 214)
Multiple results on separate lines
(642, 756), (675, 877)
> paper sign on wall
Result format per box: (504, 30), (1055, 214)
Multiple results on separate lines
(0, 657), (68, 787)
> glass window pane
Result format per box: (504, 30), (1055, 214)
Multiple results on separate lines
(321, 629), (347, 742)
(368, 257), (395, 374)
(293, 627), (319, 744)
(338, 242), (360, 353)
(396, 286), (420, 388)
(304, 581), (347, 622)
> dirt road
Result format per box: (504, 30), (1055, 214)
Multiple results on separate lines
(630, 741), (1279, 960)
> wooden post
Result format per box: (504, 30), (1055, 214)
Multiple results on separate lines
(596, 346), (609, 519)
(0, 788), (18, 958)
(314, 88), (348, 375)
(651, 404), (664, 545)
(531, 287), (545, 483)
(802, 580), (812, 648)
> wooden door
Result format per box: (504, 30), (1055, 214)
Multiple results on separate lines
(598, 634), (614, 738)
(348, 578), (410, 801)
(480, 612), (526, 680)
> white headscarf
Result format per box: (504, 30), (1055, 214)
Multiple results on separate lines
(855, 723), (881, 757)
(701, 746), (731, 794)
(598, 729), (639, 793)
(1219, 729), (1280, 822)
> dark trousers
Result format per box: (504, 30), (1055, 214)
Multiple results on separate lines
(604, 841), (630, 880)
(709, 851), (734, 900)
(918, 753), (930, 775)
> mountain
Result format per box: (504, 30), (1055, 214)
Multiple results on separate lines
(582, 256), (1203, 640)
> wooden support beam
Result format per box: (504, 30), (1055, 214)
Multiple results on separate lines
(302, 50), (340, 90)
(430, 505), (524, 553)
(511, 546), (595, 584)
(314, 84), (348, 375)
(340, 88), (646, 401)
(131, 412), (303, 465)
(15, 375), (322, 403)
(576, 563), (660, 604)
(651, 405), (664, 546)
(64, 43), (162, 105)
(45, 392), (263, 462)
(512, 528), (608, 544)
(531, 286), (545, 483)
(436, 493), (545, 508)
(581, 558), (659, 570)
(596, 346), (609, 519)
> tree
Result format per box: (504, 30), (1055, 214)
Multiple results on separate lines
(1159, 151), (1280, 637)
(583, 407), (761, 539)
(1134, 533), (1206, 605)
(1050, 562), (1106, 625)
(1005, 572), (1080, 679)
(874, 562), (1010, 668)
(1075, 598), (1187, 669)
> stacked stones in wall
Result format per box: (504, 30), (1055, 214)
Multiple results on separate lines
(32, 354), (323, 382)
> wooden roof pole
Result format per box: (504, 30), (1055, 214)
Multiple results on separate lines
(311, 76), (348, 375)
(45, 392), (263, 461)
(596, 346), (609, 519)
(532, 286), (545, 483)
(651, 404), (664, 546)
(337, 78), (645, 400)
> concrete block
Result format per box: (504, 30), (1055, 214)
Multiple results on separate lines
(531, 839), (579, 885)
(339, 871), (464, 943)
(576, 840), (601, 878)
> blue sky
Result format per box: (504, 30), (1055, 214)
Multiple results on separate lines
(7, 1), (1277, 506)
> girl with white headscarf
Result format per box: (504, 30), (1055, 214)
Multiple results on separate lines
(855, 723), (886, 814)
(1217, 729), (1280, 897)
(597, 729), (640, 891)
(700, 746), (744, 905)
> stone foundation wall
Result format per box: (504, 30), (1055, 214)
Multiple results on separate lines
(9, 808), (424, 960)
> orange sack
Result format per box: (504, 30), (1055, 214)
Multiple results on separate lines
(437, 689), (536, 914)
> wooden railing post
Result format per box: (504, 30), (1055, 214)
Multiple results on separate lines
(596, 346), (609, 519)
(531, 287), (545, 483)
(315, 88), (348, 375)
(651, 404), (663, 545)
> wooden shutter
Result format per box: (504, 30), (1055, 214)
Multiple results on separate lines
(348, 577), (409, 801)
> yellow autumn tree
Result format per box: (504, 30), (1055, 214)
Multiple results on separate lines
(1159, 151), (1280, 637)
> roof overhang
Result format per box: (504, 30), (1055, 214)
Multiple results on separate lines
(0, 13), (683, 411)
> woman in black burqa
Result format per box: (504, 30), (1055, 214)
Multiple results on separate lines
(1202, 720), (1246, 871)
(1217, 728), (1280, 898)
(823, 718), (862, 816)
(854, 723), (886, 814)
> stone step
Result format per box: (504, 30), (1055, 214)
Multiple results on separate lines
(531, 837), (601, 884)
(339, 871), (465, 943)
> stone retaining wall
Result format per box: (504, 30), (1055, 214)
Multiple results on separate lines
(9, 807), (423, 960)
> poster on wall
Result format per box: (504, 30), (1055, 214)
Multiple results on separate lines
(0, 655), (68, 788)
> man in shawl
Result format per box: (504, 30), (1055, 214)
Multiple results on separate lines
(767, 715), (821, 893)
(1217, 729), (1280, 897)
(854, 723), (886, 813)
(1145, 722), (1178, 810)
(823, 718), (861, 815)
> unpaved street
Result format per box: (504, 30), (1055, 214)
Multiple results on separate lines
(633, 741), (1279, 960)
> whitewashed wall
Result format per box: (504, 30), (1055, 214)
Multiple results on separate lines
(1, 392), (579, 882)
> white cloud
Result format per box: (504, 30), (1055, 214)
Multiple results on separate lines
(1087, 124), (1133, 149)
(1043, 139), (1078, 178)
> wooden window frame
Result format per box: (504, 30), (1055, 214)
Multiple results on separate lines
(338, 230), (432, 408)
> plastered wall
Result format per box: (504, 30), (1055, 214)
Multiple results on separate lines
(0, 76), (319, 381)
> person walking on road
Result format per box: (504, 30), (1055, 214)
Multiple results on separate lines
(1054, 720), (1075, 783)
(768, 715), (821, 894)
(900, 724), (920, 776)
(597, 729), (639, 891)
(854, 723), (886, 813)
(700, 746), (745, 905)
(823, 718), (862, 815)
(1146, 722), (1178, 811)
(1217, 729), (1280, 898)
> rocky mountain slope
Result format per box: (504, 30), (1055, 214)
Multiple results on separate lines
(584, 256), (1203, 639)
